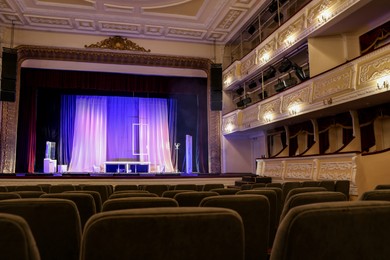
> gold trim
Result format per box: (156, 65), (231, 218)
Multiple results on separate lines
(85, 36), (151, 52)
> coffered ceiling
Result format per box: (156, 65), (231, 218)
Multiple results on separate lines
(0, 0), (267, 43)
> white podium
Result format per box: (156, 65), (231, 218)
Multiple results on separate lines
(44, 158), (57, 173)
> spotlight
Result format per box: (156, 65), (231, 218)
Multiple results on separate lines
(242, 97), (252, 105)
(236, 100), (244, 108)
(248, 82), (257, 89)
(274, 12), (284, 23)
(263, 66), (276, 82)
(236, 87), (244, 95)
(268, 1), (277, 13)
(293, 65), (307, 82)
(248, 25), (256, 35)
(278, 58), (292, 73)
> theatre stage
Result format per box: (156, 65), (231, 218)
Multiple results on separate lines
(0, 173), (250, 187)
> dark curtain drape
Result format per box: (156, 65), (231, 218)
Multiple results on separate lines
(17, 68), (208, 173)
(288, 121), (314, 156)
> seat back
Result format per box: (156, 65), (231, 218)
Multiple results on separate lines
(375, 184), (390, 190)
(81, 207), (244, 260)
(0, 186), (8, 192)
(49, 184), (75, 193)
(174, 191), (219, 207)
(142, 184), (170, 196)
(271, 201), (390, 260)
(237, 189), (278, 248)
(281, 182), (301, 202)
(15, 186), (43, 191)
(173, 184), (197, 190)
(162, 190), (193, 198)
(109, 192), (158, 199)
(255, 187), (283, 223)
(0, 213), (41, 260)
(335, 180), (350, 199)
(14, 191), (46, 198)
(284, 187), (327, 203)
(102, 197), (179, 212)
(319, 180), (336, 191)
(64, 190), (102, 213)
(82, 185), (110, 203)
(210, 188), (240, 195)
(0, 198), (82, 260)
(114, 184), (139, 192)
(360, 190), (390, 201)
(0, 192), (21, 200)
(279, 191), (347, 222)
(200, 195), (270, 260)
(202, 183), (225, 191)
(41, 193), (96, 229)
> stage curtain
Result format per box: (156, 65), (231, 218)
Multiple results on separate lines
(59, 95), (76, 165)
(139, 98), (174, 172)
(68, 96), (107, 172)
(168, 99), (178, 170)
(106, 96), (139, 162)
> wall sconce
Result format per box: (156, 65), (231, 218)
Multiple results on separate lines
(323, 98), (332, 105)
(261, 52), (270, 63)
(263, 112), (273, 123)
(288, 102), (301, 115)
(224, 76), (233, 86)
(318, 9), (332, 23)
(224, 122), (234, 133)
(377, 76), (389, 90)
(285, 34), (296, 46)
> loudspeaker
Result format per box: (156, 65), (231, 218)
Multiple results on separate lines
(1, 48), (17, 102)
(210, 63), (222, 111)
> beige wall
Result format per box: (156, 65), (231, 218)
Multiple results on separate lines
(222, 135), (253, 173)
(1, 27), (218, 60)
(356, 150), (390, 196)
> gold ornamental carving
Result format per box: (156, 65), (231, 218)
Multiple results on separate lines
(85, 36), (151, 52)
(358, 54), (390, 86)
(285, 162), (314, 179)
(282, 86), (311, 113)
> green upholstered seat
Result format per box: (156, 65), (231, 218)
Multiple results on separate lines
(102, 197), (178, 212)
(81, 207), (244, 260)
(271, 201), (390, 260)
(174, 191), (219, 207)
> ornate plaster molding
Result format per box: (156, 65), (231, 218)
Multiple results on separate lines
(85, 36), (151, 52)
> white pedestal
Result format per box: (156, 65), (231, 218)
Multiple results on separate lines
(44, 158), (57, 173)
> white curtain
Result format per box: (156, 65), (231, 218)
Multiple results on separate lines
(139, 98), (174, 172)
(68, 96), (107, 172)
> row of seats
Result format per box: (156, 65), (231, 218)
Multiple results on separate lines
(0, 181), (378, 259)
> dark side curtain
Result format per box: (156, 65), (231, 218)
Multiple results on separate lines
(17, 68), (208, 173)
(288, 121), (314, 156)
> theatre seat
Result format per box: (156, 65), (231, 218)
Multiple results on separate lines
(0, 192), (21, 200)
(210, 188), (240, 195)
(202, 183), (225, 191)
(108, 192), (159, 199)
(14, 191), (46, 198)
(102, 197), (178, 212)
(114, 184), (139, 192)
(142, 184), (170, 196)
(279, 191), (347, 222)
(41, 193), (96, 229)
(0, 213), (41, 260)
(360, 190), (390, 201)
(82, 185), (111, 203)
(173, 184), (197, 191)
(162, 190), (193, 198)
(15, 186), (43, 192)
(284, 187), (327, 203)
(200, 194), (270, 260)
(174, 191), (219, 207)
(64, 190), (102, 213)
(0, 198), (82, 260)
(270, 201), (390, 260)
(49, 184), (75, 193)
(80, 207), (244, 260)
(237, 189), (278, 248)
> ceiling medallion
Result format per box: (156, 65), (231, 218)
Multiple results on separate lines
(85, 36), (151, 52)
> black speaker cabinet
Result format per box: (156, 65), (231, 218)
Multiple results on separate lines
(210, 63), (222, 111)
(1, 48), (17, 102)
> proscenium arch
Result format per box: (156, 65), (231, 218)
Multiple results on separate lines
(0, 45), (221, 173)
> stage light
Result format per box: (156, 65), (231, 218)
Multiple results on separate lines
(248, 25), (256, 35)
(242, 96), (252, 105)
(293, 65), (307, 82)
(236, 100), (244, 108)
(248, 82), (257, 89)
(268, 1), (277, 13)
(263, 66), (276, 82)
(278, 58), (292, 73)
(236, 87), (244, 95)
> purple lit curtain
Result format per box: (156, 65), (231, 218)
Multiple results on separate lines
(68, 96), (107, 172)
(139, 98), (175, 172)
(59, 95), (76, 165)
(106, 97), (139, 162)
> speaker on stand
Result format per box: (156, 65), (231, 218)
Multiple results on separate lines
(210, 63), (222, 111)
(1, 47), (17, 102)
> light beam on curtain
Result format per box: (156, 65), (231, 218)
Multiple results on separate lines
(68, 96), (107, 172)
(107, 97), (139, 161)
(139, 98), (174, 172)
